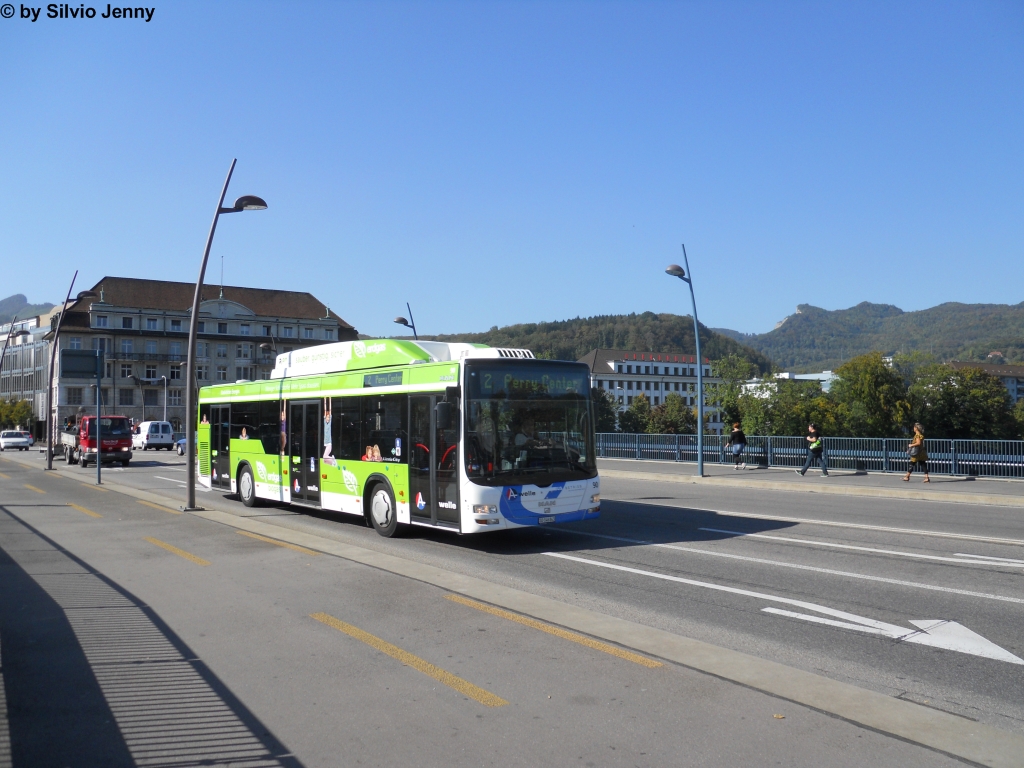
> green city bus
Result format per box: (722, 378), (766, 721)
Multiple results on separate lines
(197, 339), (600, 536)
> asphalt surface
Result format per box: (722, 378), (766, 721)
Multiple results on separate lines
(2, 448), (1023, 767)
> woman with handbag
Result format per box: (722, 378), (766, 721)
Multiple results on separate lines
(903, 423), (930, 482)
(725, 422), (746, 469)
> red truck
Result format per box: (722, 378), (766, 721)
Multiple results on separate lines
(61, 415), (134, 468)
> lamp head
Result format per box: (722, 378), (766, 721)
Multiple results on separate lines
(665, 264), (686, 279)
(76, 290), (99, 301)
(394, 317), (411, 328)
(233, 195), (268, 211)
(259, 342), (274, 352)
(11, 329), (30, 340)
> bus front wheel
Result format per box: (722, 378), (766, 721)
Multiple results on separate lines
(368, 483), (399, 538)
(238, 465), (258, 508)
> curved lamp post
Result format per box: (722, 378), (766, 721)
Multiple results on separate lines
(45, 281), (99, 469)
(393, 303), (418, 340)
(185, 159), (266, 511)
(666, 244), (705, 477)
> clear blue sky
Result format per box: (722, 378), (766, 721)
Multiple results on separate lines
(2, 1), (1021, 338)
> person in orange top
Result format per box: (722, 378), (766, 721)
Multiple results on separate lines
(903, 423), (930, 482)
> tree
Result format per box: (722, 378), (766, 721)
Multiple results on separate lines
(0, 399), (32, 430)
(713, 354), (757, 427)
(830, 352), (911, 437)
(737, 381), (849, 437)
(591, 388), (619, 433)
(649, 392), (698, 434)
(619, 393), (652, 434)
(909, 365), (1018, 439)
(1014, 399), (1024, 440)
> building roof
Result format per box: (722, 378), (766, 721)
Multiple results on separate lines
(948, 361), (1024, 378)
(577, 348), (708, 373)
(61, 276), (355, 331)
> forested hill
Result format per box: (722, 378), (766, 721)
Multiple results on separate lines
(422, 312), (774, 373)
(0, 294), (55, 325)
(717, 301), (1024, 372)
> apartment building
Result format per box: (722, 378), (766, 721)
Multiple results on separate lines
(948, 361), (1024, 405)
(48, 277), (358, 434)
(577, 348), (724, 433)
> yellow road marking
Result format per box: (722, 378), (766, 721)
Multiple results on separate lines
(310, 612), (508, 707)
(236, 530), (320, 555)
(23, 484), (45, 494)
(144, 537), (210, 566)
(68, 503), (102, 519)
(137, 499), (182, 515)
(0, 472), (9, 479)
(445, 594), (662, 668)
(83, 484), (108, 492)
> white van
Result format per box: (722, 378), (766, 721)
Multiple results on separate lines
(132, 421), (174, 450)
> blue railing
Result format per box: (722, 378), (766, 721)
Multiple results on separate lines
(595, 434), (1024, 479)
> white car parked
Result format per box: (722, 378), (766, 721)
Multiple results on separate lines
(0, 431), (31, 451)
(132, 421), (175, 450)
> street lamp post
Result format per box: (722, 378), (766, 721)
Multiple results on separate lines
(666, 244), (705, 477)
(185, 159), (267, 511)
(393, 302), (418, 340)
(44, 281), (100, 469)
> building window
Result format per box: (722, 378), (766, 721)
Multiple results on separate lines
(216, 344), (227, 358)
(146, 318), (158, 330)
(654, 382), (660, 390)
(121, 339), (132, 354)
(145, 340), (157, 355)
(197, 322), (205, 333)
(169, 341), (181, 359)
(674, 382), (680, 391)
(240, 324), (250, 336)
(281, 326), (294, 338)
(92, 337), (108, 353)
(235, 366), (255, 381)
(69, 337), (82, 350)
(168, 389), (182, 406)
(170, 319), (182, 332)
(303, 327), (314, 339)
(262, 325), (272, 336)
(617, 396), (623, 404)
(627, 396), (633, 405)
(170, 365), (181, 380)
(324, 329), (334, 341)
(196, 342), (206, 357)
(122, 317), (133, 329)
(95, 315), (108, 328)
(120, 364), (133, 378)
(617, 365), (623, 373)
(99, 388), (109, 406)
(67, 387), (83, 405)
(654, 397), (659, 405)
(105, 362), (113, 378)
(236, 343), (252, 359)
(119, 388), (134, 406)
(196, 365), (208, 380)
(218, 322), (228, 334)
(216, 365), (228, 381)
(644, 366), (650, 375)
(144, 389), (158, 406)
(145, 364), (157, 378)
(626, 365), (632, 374)
(645, 382), (651, 391)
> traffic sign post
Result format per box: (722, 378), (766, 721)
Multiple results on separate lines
(61, 349), (104, 485)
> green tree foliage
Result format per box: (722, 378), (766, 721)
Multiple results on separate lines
(738, 382), (849, 437)
(909, 365), (1019, 439)
(713, 354), (757, 426)
(830, 352), (911, 437)
(618, 393), (652, 434)
(649, 392), (698, 434)
(591, 388), (619, 433)
(1014, 399), (1024, 439)
(425, 312), (773, 373)
(0, 399), (33, 429)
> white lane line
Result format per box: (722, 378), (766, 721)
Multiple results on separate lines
(697, 527), (1024, 569)
(154, 475), (187, 486)
(547, 530), (1024, 604)
(607, 500), (1024, 547)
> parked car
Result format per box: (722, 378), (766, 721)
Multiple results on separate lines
(132, 420), (174, 451)
(0, 431), (31, 451)
(18, 431), (35, 446)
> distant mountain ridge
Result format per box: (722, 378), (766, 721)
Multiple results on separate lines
(0, 294), (55, 325)
(422, 312), (774, 373)
(717, 301), (1024, 372)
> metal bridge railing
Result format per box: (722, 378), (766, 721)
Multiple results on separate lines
(594, 434), (1024, 479)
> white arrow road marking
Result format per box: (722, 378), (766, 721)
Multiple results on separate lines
(543, 551), (1024, 665)
(697, 527), (1024, 569)
(548, 529), (1024, 605)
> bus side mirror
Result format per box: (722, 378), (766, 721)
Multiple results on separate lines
(435, 401), (453, 430)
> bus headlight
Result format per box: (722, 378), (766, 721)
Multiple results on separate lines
(473, 505), (497, 516)
(590, 493), (600, 504)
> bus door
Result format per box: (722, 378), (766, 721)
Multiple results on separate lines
(409, 395), (460, 526)
(211, 405), (231, 489)
(288, 400), (321, 506)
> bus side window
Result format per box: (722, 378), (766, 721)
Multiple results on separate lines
(334, 397), (362, 460)
(258, 401), (280, 454)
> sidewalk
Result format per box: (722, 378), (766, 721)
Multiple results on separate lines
(597, 458), (1024, 507)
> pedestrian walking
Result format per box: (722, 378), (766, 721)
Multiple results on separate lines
(796, 423), (828, 477)
(903, 423), (930, 483)
(725, 422), (747, 469)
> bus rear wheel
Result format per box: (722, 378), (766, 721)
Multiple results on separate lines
(368, 483), (399, 538)
(238, 465), (257, 508)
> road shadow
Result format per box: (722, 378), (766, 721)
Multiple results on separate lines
(0, 505), (304, 768)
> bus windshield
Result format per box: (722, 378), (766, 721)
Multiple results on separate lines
(464, 361), (596, 487)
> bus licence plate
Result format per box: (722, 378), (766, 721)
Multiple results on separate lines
(538, 516), (556, 524)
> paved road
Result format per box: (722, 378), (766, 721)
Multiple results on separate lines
(2, 449), (1023, 766)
